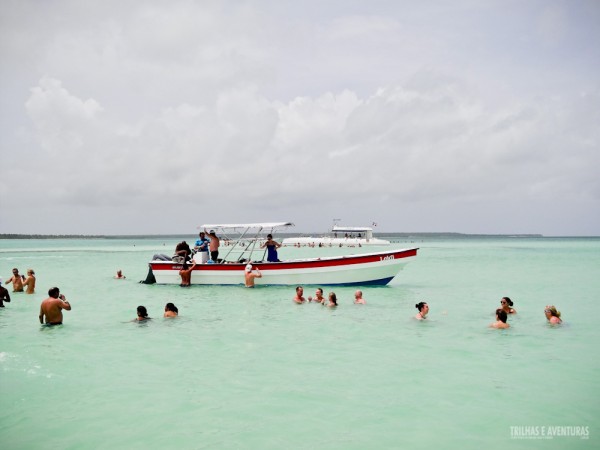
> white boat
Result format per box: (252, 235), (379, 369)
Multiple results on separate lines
(282, 225), (390, 247)
(146, 222), (417, 286)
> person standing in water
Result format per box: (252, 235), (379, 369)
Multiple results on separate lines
(23, 269), (36, 294)
(6, 268), (24, 292)
(0, 278), (11, 307)
(39, 287), (71, 325)
(179, 261), (196, 287)
(261, 234), (282, 262)
(293, 286), (306, 304)
(244, 264), (262, 287)
(308, 288), (325, 303)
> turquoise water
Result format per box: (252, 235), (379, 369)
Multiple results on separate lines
(1, 236), (598, 449)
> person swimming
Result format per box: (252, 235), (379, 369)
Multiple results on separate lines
(544, 305), (562, 324)
(490, 308), (510, 329)
(500, 297), (516, 314)
(325, 292), (338, 307)
(415, 301), (429, 320)
(164, 303), (178, 318)
(135, 305), (151, 321)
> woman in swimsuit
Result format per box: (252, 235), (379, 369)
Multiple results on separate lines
(500, 297), (516, 314)
(544, 305), (562, 324)
(415, 301), (429, 320)
(261, 234), (282, 262)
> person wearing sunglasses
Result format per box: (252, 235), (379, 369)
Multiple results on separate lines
(500, 297), (516, 314)
(544, 305), (562, 324)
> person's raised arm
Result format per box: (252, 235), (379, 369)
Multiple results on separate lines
(60, 295), (72, 310)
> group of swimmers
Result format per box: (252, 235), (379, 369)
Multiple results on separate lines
(292, 286), (367, 306)
(487, 296), (562, 328)
(133, 303), (179, 321)
(417, 297), (562, 327)
(289, 289), (564, 327)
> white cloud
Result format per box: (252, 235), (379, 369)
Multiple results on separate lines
(0, 1), (599, 235)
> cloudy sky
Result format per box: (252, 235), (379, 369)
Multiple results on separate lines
(1, 0), (598, 235)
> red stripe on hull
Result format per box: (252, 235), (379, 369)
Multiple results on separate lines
(150, 248), (418, 272)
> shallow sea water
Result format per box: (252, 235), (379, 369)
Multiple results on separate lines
(1, 236), (598, 449)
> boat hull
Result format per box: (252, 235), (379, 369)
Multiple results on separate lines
(149, 248), (418, 286)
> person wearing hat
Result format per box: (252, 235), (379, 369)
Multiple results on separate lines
(244, 263), (262, 287)
(0, 278), (11, 307)
(204, 229), (220, 262)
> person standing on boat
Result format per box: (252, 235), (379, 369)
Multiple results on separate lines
(175, 241), (192, 261)
(244, 264), (262, 287)
(194, 231), (210, 263)
(205, 229), (220, 262)
(261, 234), (281, 262)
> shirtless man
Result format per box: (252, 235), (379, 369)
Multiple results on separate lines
(6, 268), (24, 292)
(354, 290), (366, 304)
(489, 309), (510, 329)
(205, 229), (220, 262)
(23, 269), (36, 294)
(244, 264), (262, 287)
(308, 288), (325, 303)
(39, 287), (71, 325)
(293, 286), (306, 304)
(179, 262), (196, 287)
(0, 279), (11, 307)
